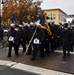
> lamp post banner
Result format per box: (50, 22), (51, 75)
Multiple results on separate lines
(12, 15), (17, 23)
(37, 7), (41, 15)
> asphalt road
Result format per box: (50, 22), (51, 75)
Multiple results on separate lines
(0, 65), (39, 75)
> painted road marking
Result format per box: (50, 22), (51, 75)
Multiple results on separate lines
(0, 60), (72, 75)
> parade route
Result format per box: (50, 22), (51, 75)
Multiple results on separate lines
(0, 60), (72, 75)
(0, 0), (74, 74)
(0, 47), (74, 75)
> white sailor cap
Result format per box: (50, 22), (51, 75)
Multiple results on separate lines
(25, 23), (28, 25)
(23, 22), (25, 25)
(47, 20), (51, 23)
(30, 22), (34, 25)
(10, 23), (15, 27)
(37, 19), (40, 23)
(35, 22), (41, 26)
(23, 23), (26, 26)
(19, 25), (23, 27)
(51, 20), (54, 22)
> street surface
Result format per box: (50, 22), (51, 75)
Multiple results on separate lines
(0, 46), (74, 75)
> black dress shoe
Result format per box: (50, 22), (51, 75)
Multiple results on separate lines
(22, 51), (25, 53)
(31, 58), (35, 60)
(7, 55), (11, 57)
(15, 53), (19, 56)
(67, 53), (70, 57)
(62, 56), (66, 58)
(27, 53), (31, 55)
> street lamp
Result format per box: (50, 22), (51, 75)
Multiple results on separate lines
(0, 0), (5, 24)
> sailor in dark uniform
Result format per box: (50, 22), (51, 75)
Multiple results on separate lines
(15, 25), (26, 54)
(31, 23), (45, 60)
(27, 22), (35, 55)
(61, 23), (72, 58)
(7, 23), (17, 57)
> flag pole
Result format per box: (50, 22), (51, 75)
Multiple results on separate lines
(24, 29), (37, 55)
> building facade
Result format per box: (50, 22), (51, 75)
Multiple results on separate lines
(43, 8), (67, 24)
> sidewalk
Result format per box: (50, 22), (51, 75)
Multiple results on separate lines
(0, 48), (74, 75)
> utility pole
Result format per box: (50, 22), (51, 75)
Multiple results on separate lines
(0, 0), (4, 24)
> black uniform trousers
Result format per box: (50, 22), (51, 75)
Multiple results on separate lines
(16, 41), (26, 54)
(44, 41), (50, 54)
(8, 42), (17, 57)
(32, 44), (39, 59)
(32, 44), (44, 59)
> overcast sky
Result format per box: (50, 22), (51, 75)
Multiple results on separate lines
(41, 0), (74, 15)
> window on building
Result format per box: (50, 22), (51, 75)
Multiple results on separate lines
(48, 14), (56, 19)
(53, 14), (56, 19)
(48, 15), (51, 19)
(59, 14), (65, 20)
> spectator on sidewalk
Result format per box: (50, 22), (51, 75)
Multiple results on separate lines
(0, 24), (3, 48)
